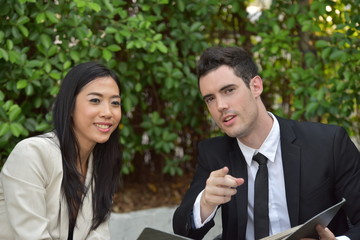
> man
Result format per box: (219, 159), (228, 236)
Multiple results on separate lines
(172, 46), (360, 240)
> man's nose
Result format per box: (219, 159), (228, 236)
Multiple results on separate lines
(217, 97), (228, 112)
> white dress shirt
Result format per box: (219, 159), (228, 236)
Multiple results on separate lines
(193, 113), (350, 240)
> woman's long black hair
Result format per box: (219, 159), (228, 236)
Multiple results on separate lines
(52, 62), (122, 230)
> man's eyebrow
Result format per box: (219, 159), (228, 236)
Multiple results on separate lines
(219, 84), (236, 92)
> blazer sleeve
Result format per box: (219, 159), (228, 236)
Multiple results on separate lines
(0, 138), (55, 240)
(333, 127), (360, 239)
(86, 220), (111, 240)
(173, 140), (221, 240)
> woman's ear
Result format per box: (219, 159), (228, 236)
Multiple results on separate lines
(250, 75), (263, 98)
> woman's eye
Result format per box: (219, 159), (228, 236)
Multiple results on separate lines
(90, 98), (100, 103)
(112, 101), (121, 106)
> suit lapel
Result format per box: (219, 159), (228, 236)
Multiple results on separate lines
(277, 116), (301, 227)
(228, 138), (248, 239)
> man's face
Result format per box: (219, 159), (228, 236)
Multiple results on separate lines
(199, 65), (260, 139)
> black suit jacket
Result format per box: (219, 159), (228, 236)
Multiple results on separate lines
(173, 116), (360, 240)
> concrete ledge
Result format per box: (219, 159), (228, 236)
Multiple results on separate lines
(109, 206), (222, 240)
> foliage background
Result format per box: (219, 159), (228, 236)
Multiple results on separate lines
(0, 0), (359, 181)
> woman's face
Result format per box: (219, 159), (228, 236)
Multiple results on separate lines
(72, 76), (121, 152)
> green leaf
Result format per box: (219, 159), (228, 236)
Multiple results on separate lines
(102, 49), (112, 61)
(103, 0), (114, 12)
(0, 123), (10, 137)
(153, 33), (162, 41)
(190, 22), (202, 32)
(329, 50), (345, 61)
(88, 2), (101, 12)
(0, 31), (4, 42)
(49, 71), (61, 80)
(11, 26), (21, 39)
(45, 11), (59, 23)
(17, 16), (30, 25)
(177, 0), (185, 12)
(35, 122), (50, 132)
(40, 34), (51, 49)
(44, 62), (51, 73)
(8, 50), (20, 63)
(10, 122), (23, 137)
(315, 40), (329, 48)
(9, 105), (21, 122)
(107, 44), (121, 52)
(18, 25), (29, 37)
(0, 48), (9, 61)
(305, 102), (318, 116)
(36, 12), (46, 23)
(156, 42), (168, 53)
(6, 39), (14, 50)
(105, 26), (118, 34)
(70, 50), (80, 61)
(63, 61), (72, 70)
(135, 83), (142, 92)
(16, 80), (28, 89)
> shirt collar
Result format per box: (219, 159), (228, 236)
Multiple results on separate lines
(236, 112), (280, 166)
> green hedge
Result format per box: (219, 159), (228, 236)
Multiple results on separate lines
(1, 0), (359, 175)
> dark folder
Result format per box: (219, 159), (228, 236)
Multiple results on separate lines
(137, 227), (192, 240)
(261, 198), (346, 240)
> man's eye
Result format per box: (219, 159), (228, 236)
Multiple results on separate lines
(225, 88), (234, 94)
(205, 97), (214, 104)
(90, 98), (100, 103)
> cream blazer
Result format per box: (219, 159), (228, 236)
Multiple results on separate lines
(0, 133), (110, 240)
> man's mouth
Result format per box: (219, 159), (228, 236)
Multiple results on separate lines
(223, 115), (236, 122)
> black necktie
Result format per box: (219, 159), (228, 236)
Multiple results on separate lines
(253, 152), (269, 240)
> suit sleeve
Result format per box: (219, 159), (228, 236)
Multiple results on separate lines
(0, 138), (53, 240)
(333, 127), (360, 239)
(172, 141), (218, 239)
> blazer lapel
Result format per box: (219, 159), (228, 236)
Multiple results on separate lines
(228, 138), (248, 239)
(59, 191), (69, 240)
(277, 116), (301, 227)
(74, 154), (94, 240)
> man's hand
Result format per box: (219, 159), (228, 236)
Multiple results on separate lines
(200, 166), (244, 222)
(301, 224), (336, 240)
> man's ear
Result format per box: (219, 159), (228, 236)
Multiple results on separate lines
(250, 75), (263, 98)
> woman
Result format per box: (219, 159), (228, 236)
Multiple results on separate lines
(0, 62), (122, 239)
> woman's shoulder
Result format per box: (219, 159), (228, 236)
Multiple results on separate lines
(6, 132), (62, 173)
(2, 133), (63, 196)
(15, 132), (59, 150)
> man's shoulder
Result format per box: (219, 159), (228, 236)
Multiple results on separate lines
(276, 116), (348, 145)
(277, 115), (342, 132)
(198, 135), (236, 151)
